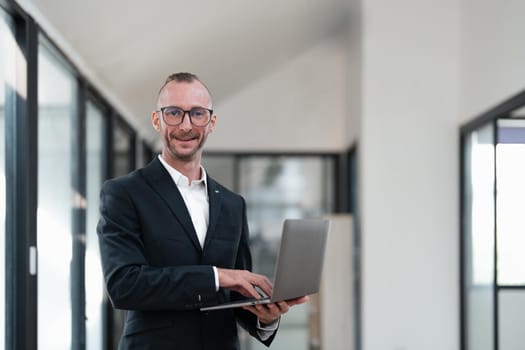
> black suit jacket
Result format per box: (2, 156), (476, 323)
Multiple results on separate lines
(97, 157), (275, 349)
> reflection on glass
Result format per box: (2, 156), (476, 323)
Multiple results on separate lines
(496, 121), (525, 285)
(0, 9), (14, 350)
(37, 41), (75, 350)
(463, 123), (495, 350)
(114, 121), (134, 176)
(85, 101), (106, 350)
(239, 156), (333, 350)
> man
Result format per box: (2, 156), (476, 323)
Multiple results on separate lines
(97, 72), (307, 349)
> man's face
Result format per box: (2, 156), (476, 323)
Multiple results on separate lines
(152, 80), (216, 162)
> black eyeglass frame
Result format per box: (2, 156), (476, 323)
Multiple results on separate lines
(156, 106), (214, 126)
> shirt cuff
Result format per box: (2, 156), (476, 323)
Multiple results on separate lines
(256, 317), (279, 340)
(212, 266), (219, 291)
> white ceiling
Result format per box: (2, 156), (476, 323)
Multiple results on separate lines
(20, 0), (350, 145)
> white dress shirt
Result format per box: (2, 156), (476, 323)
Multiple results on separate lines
(158, 156), (209, 248)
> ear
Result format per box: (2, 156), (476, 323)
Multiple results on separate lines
(208, 114), (217, 133)
(151, 111), (161, 131)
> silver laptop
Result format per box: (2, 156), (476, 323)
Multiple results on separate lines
(201, 218), (330, 311)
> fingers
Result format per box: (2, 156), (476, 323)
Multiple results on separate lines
(241, 272), (272, 298)
(243, 301), (291, 325)
(252, 274), (272, 297)
(286, 296), (309, 306)
(217, 268), (273, 298)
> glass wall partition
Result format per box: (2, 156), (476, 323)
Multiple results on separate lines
(107, 118), (136, 350)
(495, 118), (525, 350)
(495, 119), (525, 286)
(203, 154), (335, 350)
(113, 118), (136, 176)
(0, 4), (149, 349)
(462, 122), (496, 350)
(141, 141), (155, 166)
(85, 100), (107, 350)
(239, 156), (333, 350)
(461, 92), (525, 350)
(37, 40), (76, 350)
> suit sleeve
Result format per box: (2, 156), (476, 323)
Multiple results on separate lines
(97, 179), (218, 311)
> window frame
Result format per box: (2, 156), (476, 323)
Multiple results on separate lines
(460, 89), (525, 350)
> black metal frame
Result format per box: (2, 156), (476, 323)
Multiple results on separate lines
(4, 8), (38, 350)
(348, 146), (361, 350)
(459, 89), (525, 350)
(86, 87), (112, 184)
(72, 78), (87, 350)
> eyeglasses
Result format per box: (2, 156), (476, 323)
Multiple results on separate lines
(157, 106), (213, 126)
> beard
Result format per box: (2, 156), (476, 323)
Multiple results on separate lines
(164, 130), (208, 161)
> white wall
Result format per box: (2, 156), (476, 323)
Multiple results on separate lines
(320, 215), (354, 350)
(459, 0), (525, 123)
(207, 34), (351, 152)
(359, 1), (461, 349)
(359, 0), (525, 349)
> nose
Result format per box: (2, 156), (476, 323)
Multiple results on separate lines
(178, 111), (193, 130)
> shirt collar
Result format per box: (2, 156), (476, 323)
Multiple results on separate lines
(158, 155), (208, 192)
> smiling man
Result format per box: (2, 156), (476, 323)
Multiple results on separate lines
(97, 72), (307, 350)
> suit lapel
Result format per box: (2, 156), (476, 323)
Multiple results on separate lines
(203, 176), (222, 250)
(140, 158), (202, 252)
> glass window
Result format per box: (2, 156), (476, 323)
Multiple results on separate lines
(462, 123), (495, 350)
(0, 9), (15, 350)
(85, 100), (106, 350)
(141, 141), (155, 166)
(37, 40), (76, 350)
(462, 112), (525, 350)
(496, 120), (525, 285)
(114, 120), (135, 176)
(239, 156), (334, 350)
(203, 154), (335, 350)
(108, 119), (135, 349)
(498, 290), (525, 350)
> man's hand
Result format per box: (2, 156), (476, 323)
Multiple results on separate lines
(217, 268), (273, 299)
(243, 296), (309, 325)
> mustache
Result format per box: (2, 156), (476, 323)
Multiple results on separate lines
(170, 131), (198, 141)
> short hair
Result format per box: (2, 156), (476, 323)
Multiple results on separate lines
(158, 72), (212, 100)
